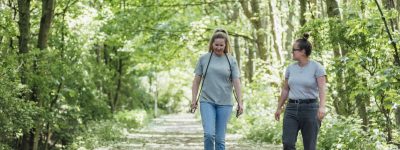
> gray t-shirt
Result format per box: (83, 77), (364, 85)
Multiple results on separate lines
(194, 52), (240, 105)
(285, 60), (326, 100)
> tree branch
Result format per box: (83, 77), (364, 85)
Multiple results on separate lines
(374, 0), (400, 65)
(239, 0), (252, 19)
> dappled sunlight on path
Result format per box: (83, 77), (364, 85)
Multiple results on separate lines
(96, 113), (281, 150)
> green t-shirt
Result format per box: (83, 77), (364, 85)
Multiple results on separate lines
(194, 52), (240, 105)
(285, 60), (326, 100)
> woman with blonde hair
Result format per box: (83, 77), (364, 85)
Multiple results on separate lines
(190, 29), (243, 150)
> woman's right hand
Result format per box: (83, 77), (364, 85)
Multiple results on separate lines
(275, 108), (283, 121)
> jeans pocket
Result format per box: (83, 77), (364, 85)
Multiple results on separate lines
(307, 103), (319, 111)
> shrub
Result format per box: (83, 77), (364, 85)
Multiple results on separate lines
(113, 109), (150, 129)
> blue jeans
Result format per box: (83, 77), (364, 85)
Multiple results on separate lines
(200, 101), (233, 150)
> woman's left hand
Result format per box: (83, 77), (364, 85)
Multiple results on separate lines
(318, 106), (326, 121)
(236, 102), (244, 118)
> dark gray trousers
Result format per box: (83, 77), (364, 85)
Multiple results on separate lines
(282, 102), (321, 150)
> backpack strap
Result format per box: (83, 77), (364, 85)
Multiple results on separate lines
(191, 52), (213, 113)
(224, 54), (239, 104)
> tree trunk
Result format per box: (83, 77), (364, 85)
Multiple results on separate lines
(18, 0), (30, 54)
(234, 35), (241, 68)
(326, 0), (352, 116)
(396, 107), (400, 127)
(300, 0), (307, 26)
(108, 91), (113, 112)
(44, 123), (51, 150)
(374, 91), (394, 143)
(356, 94), (369, 131)
(361, 0), (366, 12)
(232, 3), (241, 67)
(104, 44), (109, 65)
(385, 0), (395, 9)
(397, 0), (400, 26)
(17, 0), (31, 149)
(113, 56), (123, 113)
(326, 0), (341, 58)
(61, 11), (66, 59)
(38, 0), (55, 50)
(32, 121), (42, 150)
(268, 0), (283, 64)
(384, 0), (397, 31)
(320, 0), (326, 17)
(380, 97), (393, 142)
(32, 0), (56, 149)
(326, 0), (340, 17)
(245, 41), (254, 83)
(394, 0), (400, 130)
(285, 0), (295, 59)
(95, 44), (101, 63)
(239, 0), (268, 61)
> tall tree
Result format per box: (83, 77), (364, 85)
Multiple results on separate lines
(268, 0), (283, 64)
(245, 40), (254, 83)
(17, 0), (30, 55)
(225, 2), (241, 68)
(284, 0), (295, 59)
(240, 0), (268, 61)
(326, 0), (351, 117)
(17, 0), (32, 149)
(33, 0), (56, 149)
(300, 0), (307, 26)
(112, 51), (124, 113)
(233, 3), (241, 67)
(397, 0), (400, 26)
(388, 0), (400, 131)
(38, 0), (55, 49)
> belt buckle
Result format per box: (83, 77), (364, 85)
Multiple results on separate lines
(293, 99), (299, 104)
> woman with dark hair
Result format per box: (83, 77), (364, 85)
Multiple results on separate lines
(190, 28), (243, 150)
(275, 33), (327, 150)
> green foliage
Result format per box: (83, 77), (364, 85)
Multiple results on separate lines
(318, 115), (391, 150)
(68, 120), (126, 149)
(69, 110), (154, 149)
(228, 63), (283, 144)
(0, 144), (12, 150)
(296, 3), (400, 147)
(1, 0), (400, 149)
(229, 7), (400, 146)
(245, 117), (282, 144)
(114, 109), (151, 129)
(0, 54), (39, 145)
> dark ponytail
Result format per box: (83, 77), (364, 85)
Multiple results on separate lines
(295, 33), (312, 56)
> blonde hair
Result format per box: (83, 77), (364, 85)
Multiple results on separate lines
(208, 29), (232, 53)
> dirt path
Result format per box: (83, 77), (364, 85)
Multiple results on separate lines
(96, 113), (281, 150)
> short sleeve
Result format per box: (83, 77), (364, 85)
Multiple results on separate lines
(285, 67), (290, 79)
(315, 62), (326, 78)
(194, 57), (203, 76)
(231, 58), (240, 79)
